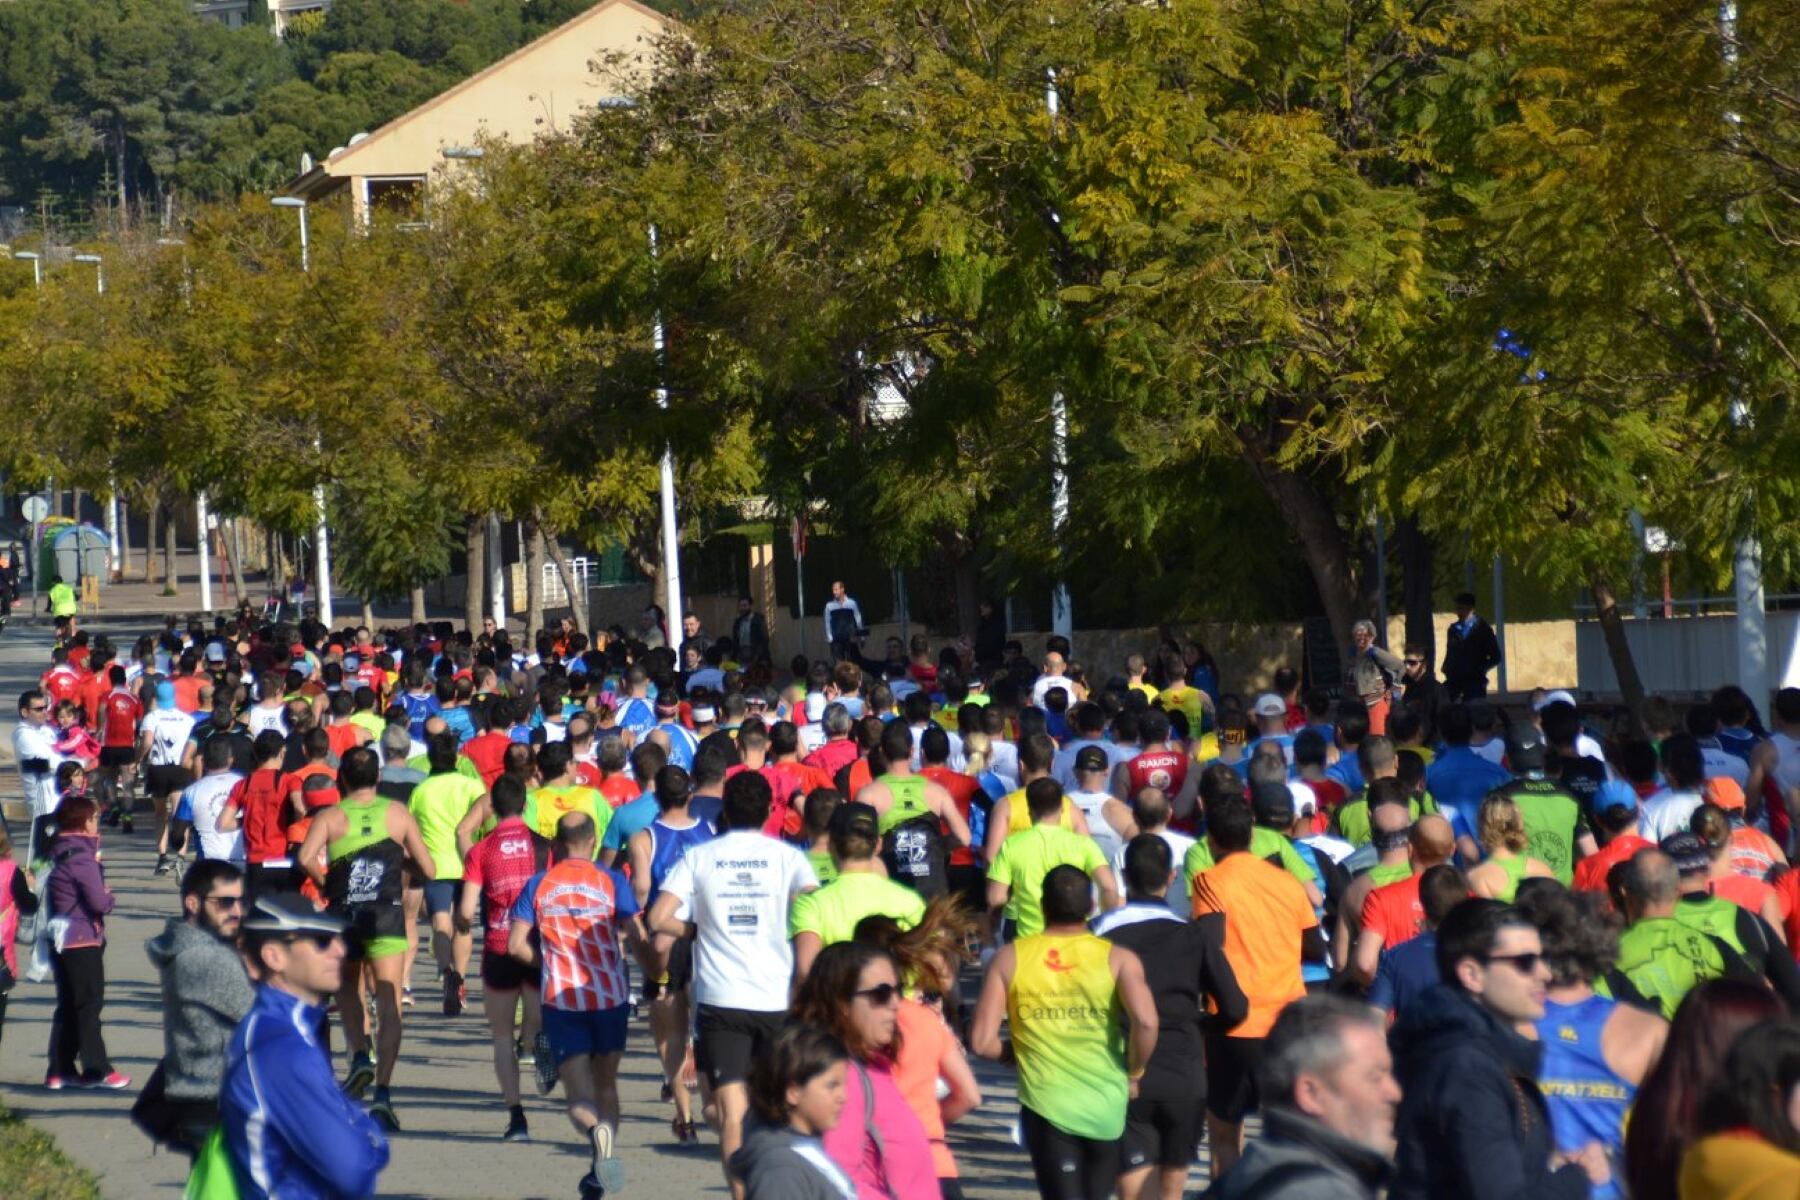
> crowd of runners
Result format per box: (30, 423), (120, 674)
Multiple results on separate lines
(6, 589), (1800, 1200)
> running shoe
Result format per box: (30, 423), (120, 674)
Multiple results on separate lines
(343, 1053), (376, 1099)
(44, 1074), (67, 1091)
(443, 969), (466, 1017)
(401, 985), (415, 1007)
(369, 1094), (400, 1132)
(589, 1124), (625, 1192)
(502, 1109), (530, 1143)
(120, 814), (134, 834)
(533, 1031), (557, 1095)
(154, 854), (173, 876)
(84, 1071), (132, 1090)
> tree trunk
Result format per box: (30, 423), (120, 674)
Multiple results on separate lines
(1239, 437), (1360, 656)
(952, 553), (981, 644)
(162, 506), (178, 594)
(148, 502), (163, 586)
(1590, 569), (1648, 739)
(118, 500), (131, 578)
(224, 520), (246, 604)
(540, 515), (587, 635)
(361, 599), (376, 629)
(463, 514), (485, 633)
(410, 585), (428, 626)
(525, 515), (545, 645)
(1396, 517), (1437, 667)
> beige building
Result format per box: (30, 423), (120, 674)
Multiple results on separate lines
(285, 0), (672, 219)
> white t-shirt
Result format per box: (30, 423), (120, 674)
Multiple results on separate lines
(1110, 827), (1196, 918)
(1031, 675), (1076, 709)
(909, 724), (965, 772)
(659, 830), (818, 1012)
(185, 771), (246, 863)
(245, 705), (288, 740)
(142, 708), (197, 766)
(1641, 787), (1706, 843)
(1069, 789), (1130, 865)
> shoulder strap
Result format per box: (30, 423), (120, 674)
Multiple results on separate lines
(852, 1060), (886, 1177)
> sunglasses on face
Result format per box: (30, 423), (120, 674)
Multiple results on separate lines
(1403, 659), (1425, 667)
(853, 983), (901, 1007)
(206, 895), (245, 910)
(286, 932), (342, 952)
(26, 706), (46, 714)
(1483, 952), (1545, 975)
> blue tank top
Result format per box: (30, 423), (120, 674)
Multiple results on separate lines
(1292, 840), (1331, 985)
(1536, 993), (1633, 1200)
(655, 722), (698, 771)
(647, 816), (716, 904)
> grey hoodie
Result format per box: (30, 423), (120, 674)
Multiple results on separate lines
(729, 1120), (856, 1200)
(145, 918), (255, 1101)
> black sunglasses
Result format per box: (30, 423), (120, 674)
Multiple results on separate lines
(286, 931), (341, 951)
(1483, 952), (1544, 974)
(206, 895), (246, 909)
(853, 983), (901, 1006)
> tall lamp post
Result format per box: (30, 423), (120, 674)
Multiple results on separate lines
(271, 196), (332, 627)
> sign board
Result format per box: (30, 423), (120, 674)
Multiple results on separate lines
(21, 495), (48, 524)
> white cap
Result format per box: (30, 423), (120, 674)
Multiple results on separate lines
(1251, 693), (1287, 719)
(805, 694), (827, 721)
(1288, 780), (1317, 817)
(1534, 688), (1576, 712)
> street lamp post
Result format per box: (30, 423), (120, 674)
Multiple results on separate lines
(272, 196), (332, 626)
(75, 253), (124, 581)
(1044, 71), (1073, 641)
(158, 235), (215, 614)
(14, 251), (44, 600)
(13, 249), (42, 289)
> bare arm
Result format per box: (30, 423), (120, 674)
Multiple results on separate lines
(454, 878), (479, 936)
(295, 809), (338, 889)
(508, 915), (538, 967)
(1093, 864), (1123, 912)
(627, 829), (654, 910)
(969, 945), (1015, 1061)
(1111, 947), (1160, 1080)
(1351, 928), (1385, 986)
(392, 807), (436, 881)
(454, 795), (492, 863)
(648, 890), (693, 940)
(792, 930), (823, 984)
(926, 781), (971, 848)
(936, 1022), (981, 1124)
(982, 797), (1010, 864)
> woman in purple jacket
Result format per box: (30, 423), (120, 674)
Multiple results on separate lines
(46, 796), (127, 1089)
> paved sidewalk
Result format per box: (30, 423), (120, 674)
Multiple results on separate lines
(0, 622), (1205, 1199)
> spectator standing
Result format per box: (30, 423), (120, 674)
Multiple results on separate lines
(44, 796), (126, 1089)
(1442, 592), (1501, 700)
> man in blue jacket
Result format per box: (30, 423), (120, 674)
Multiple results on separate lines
(220, 894), (389, 1200)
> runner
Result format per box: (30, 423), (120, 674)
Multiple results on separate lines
(1489, 723), (1589, 884)
(986, 778), (1122, 944)
(647, 771), (818, 1197)
(1064, 745), (1136, 867)
(972, 864), (1159, 1200)
(96, 664), (142, 831)
(1095, 836), (1247, 1200)
(790, 800), (926, 980)
(137, 681), (195, 875)
(409, 729), (488, 1015)
(295, 746), (436, 1131)
(523, 741), (610, 843)
(457, 771), (551, 1138)
(855, 721), (972, 900)
(215, 731), (294, 900)
(509, 812), (645, 1199)
(179, 736), (246, 866)
(625, 765), (716, 1145)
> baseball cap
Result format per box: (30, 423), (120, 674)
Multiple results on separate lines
(154, 681), (177, 709)
(241, 893), (348, 937)
(204, 641), (227, 664)
(691, 704), (717, 724)
(828, 801), (880, 842)
(1533, 689), (1577, 713)
(1592, 781), (1640, 816)
(1251, 693), (1287, 719)
(1659, 832), (1710, 875)
(1504, 722), (1548, 771)
(1074, 745), (1110, 774)
(1704, 777), (1747, 811)
(805, 693), (827, 721)
(1251, 780), (1295, 828)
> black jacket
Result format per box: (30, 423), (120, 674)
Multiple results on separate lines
(1207, 1105), (1394, 1200)
(1390, 985), (1589, 1200)
(1096, 905), (1248, 1101)
(1442, 617), (1500, 692)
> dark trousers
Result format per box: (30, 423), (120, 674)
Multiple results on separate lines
(49, 944), (112, 1078)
